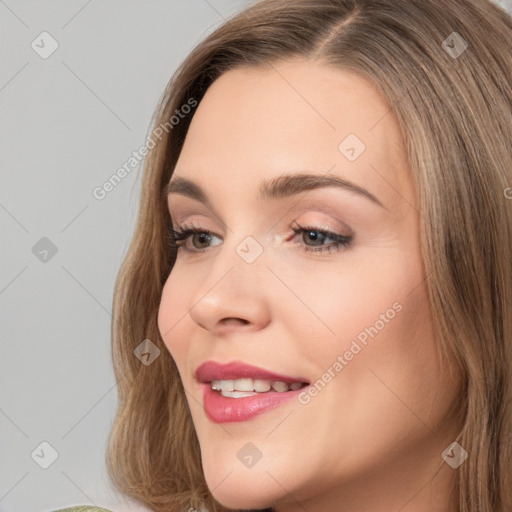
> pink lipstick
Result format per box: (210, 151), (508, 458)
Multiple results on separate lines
(195, 360), (309, 423)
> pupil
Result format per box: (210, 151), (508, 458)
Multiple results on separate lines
(306, 230), (323, 246)
(195, 233), (209, 248)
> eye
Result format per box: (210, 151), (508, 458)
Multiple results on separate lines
(290, 222), (353, 254)
(167, 221), (353, 254)
(168, 222), (221, 252)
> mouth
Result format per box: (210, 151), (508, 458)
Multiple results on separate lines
(195, 360), (311, 423)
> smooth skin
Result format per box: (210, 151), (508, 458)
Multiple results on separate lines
(157, 58), (463, 512)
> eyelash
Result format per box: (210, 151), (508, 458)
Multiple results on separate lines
(167, 221), (353, 254)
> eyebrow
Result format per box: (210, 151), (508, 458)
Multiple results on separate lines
(165, 173), (386, 209)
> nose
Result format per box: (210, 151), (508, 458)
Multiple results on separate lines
(187, 236), (272, 335)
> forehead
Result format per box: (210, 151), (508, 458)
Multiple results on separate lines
(175, 58), (414, 211)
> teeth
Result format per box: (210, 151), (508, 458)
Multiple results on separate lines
(234, 378), (254, 391)
(254, 380), (271, 392)
(271, 381), (289, 392)
(220, 390), (258, 398)
(211, 379), (234, 391)
(211, 378), (305, 395)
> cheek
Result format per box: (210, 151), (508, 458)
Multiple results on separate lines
(277, 251), (419, 358)
(157, 273), (191, 367)
(289, 250), (447, 405)
(321, 266), (453, 431)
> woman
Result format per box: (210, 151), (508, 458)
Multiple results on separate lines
(59, 0), (512, 511)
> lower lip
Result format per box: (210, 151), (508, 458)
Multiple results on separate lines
(201, 383), (305, 423)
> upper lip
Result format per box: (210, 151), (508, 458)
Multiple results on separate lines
(195, 360), (309, 384)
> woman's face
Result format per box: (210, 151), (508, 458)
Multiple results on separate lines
(158, 59), (462, 511)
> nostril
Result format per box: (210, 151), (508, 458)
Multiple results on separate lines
(220, 318), (249, 326)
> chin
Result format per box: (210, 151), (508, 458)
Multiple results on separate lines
(209, 484), (275, 511)
(203, 464), (281, 511)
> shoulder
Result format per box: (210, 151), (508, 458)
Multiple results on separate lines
(51, 507), (114, 512)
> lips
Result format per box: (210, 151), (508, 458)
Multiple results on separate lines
(195, 360), (308, 384)
(195, 360), (311, 423)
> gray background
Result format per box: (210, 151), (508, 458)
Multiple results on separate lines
(1, 1), (510, 511)
(0, 2), (250, 511)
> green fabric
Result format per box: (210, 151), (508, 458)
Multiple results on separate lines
(52, 507), (114, 512)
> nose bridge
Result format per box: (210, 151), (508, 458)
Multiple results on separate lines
(210, 207), (271, 274)
(208, 230), (268, 291)
(187, 228), (272, 330)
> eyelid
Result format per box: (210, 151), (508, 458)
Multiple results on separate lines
(286, 210), (355, 239)
(167, 207), (229, 232)
(168, 206), (353, 234)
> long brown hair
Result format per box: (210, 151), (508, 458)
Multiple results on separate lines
(105, 1), (512, 511)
